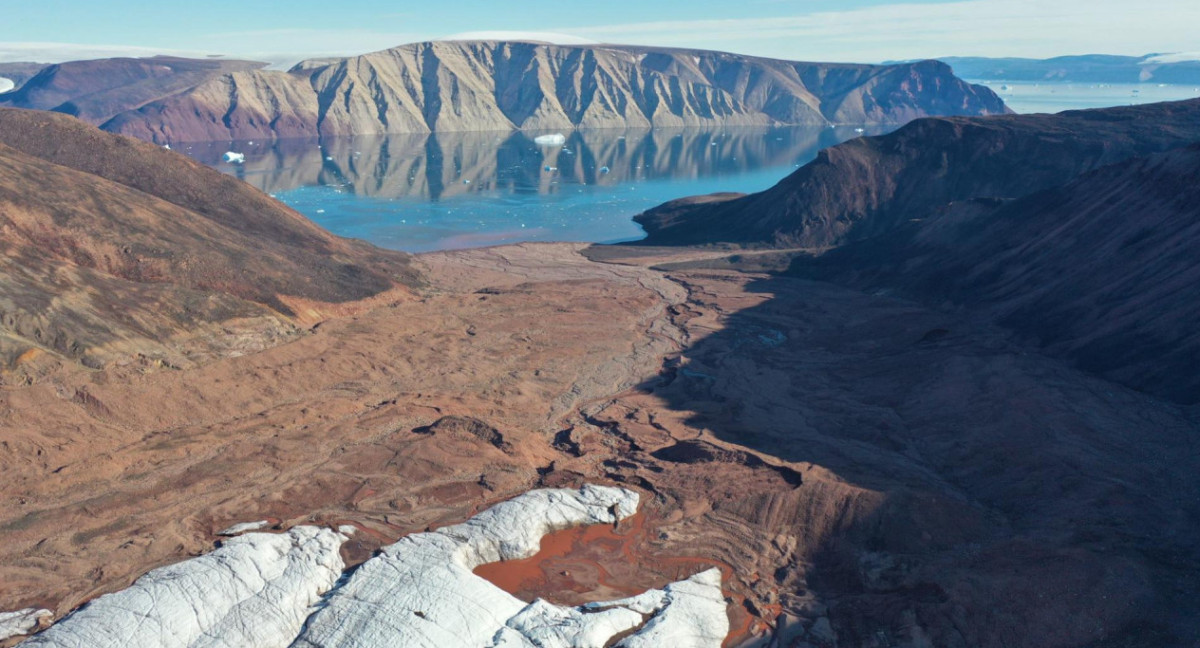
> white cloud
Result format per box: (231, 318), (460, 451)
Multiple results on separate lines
(0, 41), (199, 64)
(552, 0), (1200, 62)
(439, 31), (598, 45)
(1143, 52), (1200, 64)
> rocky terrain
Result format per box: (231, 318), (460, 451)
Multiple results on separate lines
(0, 108), (417, 384)
(2, 97), (1199, 648)
(634, 98), (1200, 248)
(788, 142), (1200, 404)
(632, 98), (1200, 406)
(6, 42), (1007, 143)
(0, 56), (265, 126)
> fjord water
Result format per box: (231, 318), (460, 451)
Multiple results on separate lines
(189, 127), (876, 252)
(978, 81), (1200, 113)
(189, 85), (1200, 253)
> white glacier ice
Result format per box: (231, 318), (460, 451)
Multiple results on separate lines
(23, 526), (346, 648)
(0, 77), (14, 94)
(23, 486), (728, 648)
(222, 151), (245, 164)
(292, 484), (642, 647)
(606, 569), (729, 648)
(0, 608), (52, 641)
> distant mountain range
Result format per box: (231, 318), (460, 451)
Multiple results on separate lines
(0, 42), (1008, 142)
(935, 54), (1200, 84)
(633, 97), (1200, 404)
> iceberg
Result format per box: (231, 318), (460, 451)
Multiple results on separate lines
(222, 151), (245, 164)
(534, 133), (567, 146)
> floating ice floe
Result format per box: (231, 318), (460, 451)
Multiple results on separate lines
(218, 519), (271, 536)
(599, 166), (610, 174)
(23, 526), (346, 648)
(24, 486), (728, 648)
(534, 133), (567, 146)
(222, 151), (245, 164)
(0, 608), (52, 641)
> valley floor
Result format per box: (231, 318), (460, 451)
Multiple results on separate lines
(2, 243), (1197, 647)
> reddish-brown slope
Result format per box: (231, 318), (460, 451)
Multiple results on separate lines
(0, 108), (418, 379)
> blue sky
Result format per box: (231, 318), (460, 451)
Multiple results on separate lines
(3, 0), (1197, 66)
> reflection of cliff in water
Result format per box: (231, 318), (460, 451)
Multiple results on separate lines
(186, 127), (876, 201)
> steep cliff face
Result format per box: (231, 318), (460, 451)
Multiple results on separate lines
(634, 98), (1200, 246)
(0, 56), (266, 126)
(99, 41), (1008, 142)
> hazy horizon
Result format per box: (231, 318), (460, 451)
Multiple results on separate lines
(3, 0), (1197, 68)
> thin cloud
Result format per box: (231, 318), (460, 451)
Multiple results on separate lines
(551, 0), (1200, 62)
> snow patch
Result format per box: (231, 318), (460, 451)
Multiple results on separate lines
(0, 77), (14, 94)
(218, 519), (270, 536)
(0, 608), (52, 641)
(23, 526), (346, 648)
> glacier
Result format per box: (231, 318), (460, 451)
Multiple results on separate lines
(19, 485), (728, 648)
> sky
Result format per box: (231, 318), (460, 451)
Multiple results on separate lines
(2, 0), (1198, 67)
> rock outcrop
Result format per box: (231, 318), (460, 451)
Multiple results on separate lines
(85, 42), (1007, 142)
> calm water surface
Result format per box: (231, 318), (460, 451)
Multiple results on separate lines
(190, 85), (1200, 252)
(974, 80), (1200, 113)
(191, 127), (878, 252)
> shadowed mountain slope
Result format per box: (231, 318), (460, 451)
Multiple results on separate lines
(634, 98), (1200, 247)
(789, 143), (1200, 404)
(0, 62), (49, 92)
(0, 56), (266, 126)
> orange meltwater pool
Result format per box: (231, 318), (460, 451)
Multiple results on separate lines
(472, 510), (760, 646)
